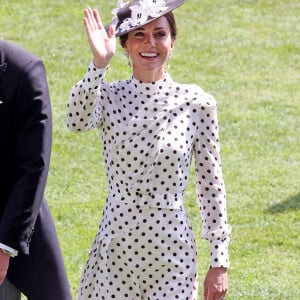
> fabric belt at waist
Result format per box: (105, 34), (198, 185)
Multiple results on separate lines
(108, 191), (184, 210)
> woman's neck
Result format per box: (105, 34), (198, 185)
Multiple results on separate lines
(132, 67), (165, 83)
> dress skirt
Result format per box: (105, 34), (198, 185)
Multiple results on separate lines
(76, 192), (198, 300)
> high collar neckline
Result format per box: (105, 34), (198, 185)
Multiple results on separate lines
(128, 72), (173, 95)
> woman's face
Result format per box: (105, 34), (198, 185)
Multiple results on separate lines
(124, 16), (175, 80)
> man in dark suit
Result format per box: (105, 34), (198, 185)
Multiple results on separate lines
(0, 39), (72, 300)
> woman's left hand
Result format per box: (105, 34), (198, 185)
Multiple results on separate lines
(203, 267), (228, 300)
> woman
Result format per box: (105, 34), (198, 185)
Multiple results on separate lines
(66, 1), (231, 299)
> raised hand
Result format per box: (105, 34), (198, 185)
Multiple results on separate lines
(83, 8), (116, 69)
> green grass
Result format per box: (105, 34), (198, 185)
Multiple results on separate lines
(1, 0), (299, 299)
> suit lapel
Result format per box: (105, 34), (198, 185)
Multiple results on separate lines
(0, 63), (7, 80)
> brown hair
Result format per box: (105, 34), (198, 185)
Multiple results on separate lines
(119, 11), (177, 48)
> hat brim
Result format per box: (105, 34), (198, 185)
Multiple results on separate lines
(106, 0), (187, 37)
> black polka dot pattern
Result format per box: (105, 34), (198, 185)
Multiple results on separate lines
(66, 62), (231, 299)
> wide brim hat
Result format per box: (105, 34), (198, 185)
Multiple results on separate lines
(107, 0), (187, 37)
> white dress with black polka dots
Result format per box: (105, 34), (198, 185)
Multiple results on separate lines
(66, 62), (231, 300)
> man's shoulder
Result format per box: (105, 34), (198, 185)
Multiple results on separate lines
(0, 39), (41, 69)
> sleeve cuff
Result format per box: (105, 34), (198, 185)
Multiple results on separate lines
(209, 238), (230, 268)
(88, 61), (108, 78)
(0, 243), (18, 257)
(81, 61), (108, 91)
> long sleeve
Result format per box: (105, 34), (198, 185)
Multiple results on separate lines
(66, 62), (108, 132)
(0, 57), (52, 254)
(193, 95), (231, 268)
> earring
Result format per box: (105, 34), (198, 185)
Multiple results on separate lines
(167, 51), (173, 69)
(125, 51), (131, 68)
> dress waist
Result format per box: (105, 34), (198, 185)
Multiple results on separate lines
(108, 191), (184, 210)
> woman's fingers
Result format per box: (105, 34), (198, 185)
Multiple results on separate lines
(107, 24), (116, 39)
(84, 8), (103, 32)
(92, 9), (104, 30)
(85, 8), (105, 31)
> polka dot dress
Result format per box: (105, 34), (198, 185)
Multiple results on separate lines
(66, 62), (231, 300)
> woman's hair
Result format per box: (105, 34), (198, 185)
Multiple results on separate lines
(119, 11), (177, 48)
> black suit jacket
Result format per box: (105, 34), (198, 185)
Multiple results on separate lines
(0, 40), (52, 255)
(0, 40), (72, 300)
